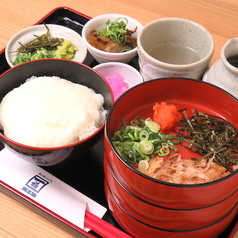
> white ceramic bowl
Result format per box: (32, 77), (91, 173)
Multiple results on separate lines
(93, 62), (144, 100)
(137, 18), (214, 81)
(5, 24), (87, 67)
(82, 14), (143, 63)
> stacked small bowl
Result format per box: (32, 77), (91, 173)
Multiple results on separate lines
(104, 78), (238, 238)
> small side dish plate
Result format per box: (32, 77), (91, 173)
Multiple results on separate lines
(5, 24), (87, 67)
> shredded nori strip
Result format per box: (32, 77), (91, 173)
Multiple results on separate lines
(176, 109), (238, 172)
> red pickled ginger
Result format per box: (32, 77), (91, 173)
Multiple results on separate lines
(153, 102), (182, 131)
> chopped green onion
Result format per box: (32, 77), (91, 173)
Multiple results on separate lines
(98, 17), (129, 46)
(138, 160), (149, 171)
(145, 118), (160, 133)
(112, 117), (180, 163)
(130, 116), (145, 126)
(139, 141), (154, 154)
(139, 130), (149, 141)
(158, 143), (170, 156)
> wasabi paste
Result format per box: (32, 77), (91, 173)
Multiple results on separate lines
(56, 40), (78, 60)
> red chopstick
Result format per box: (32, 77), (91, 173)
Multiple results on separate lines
(228, 221), (238, 238)
(85, 210), (132, 238)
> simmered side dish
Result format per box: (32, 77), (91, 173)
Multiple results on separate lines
(87, 18), (137, 53)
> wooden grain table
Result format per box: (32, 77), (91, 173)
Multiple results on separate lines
(0, 0), (237, 237)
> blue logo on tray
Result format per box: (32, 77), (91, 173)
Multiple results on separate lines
(22, 175), (49, 198)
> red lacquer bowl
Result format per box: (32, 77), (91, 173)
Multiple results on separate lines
(104, 78), (238, 237)
(105, 180), (237, 238)
(104, 156), (238, 231)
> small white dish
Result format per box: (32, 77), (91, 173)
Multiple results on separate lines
(5, 24), (87, 67)
(82, 14), (143, 63)
(93, 62), (144, 100)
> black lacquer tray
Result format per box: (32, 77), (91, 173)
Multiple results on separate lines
(0, 7), (236, 238)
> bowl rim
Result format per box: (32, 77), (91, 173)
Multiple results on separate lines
(0, 58), (113, 150)
(5, 23), (88, 68)
(106, 77), (238, 188)
(82, 13), (143, 57)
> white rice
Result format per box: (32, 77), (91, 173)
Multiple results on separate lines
(0, 76), (106, 147)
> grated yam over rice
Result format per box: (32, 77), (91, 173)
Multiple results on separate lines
(0, 76), (106, 147)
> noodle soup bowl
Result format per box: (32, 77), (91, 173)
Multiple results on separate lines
(82, 14), (143, 63)
(0, 59), (113, 166)
(104, 78), (238, 237)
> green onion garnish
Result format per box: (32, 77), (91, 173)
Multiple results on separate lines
(112, 117), (180, 163)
